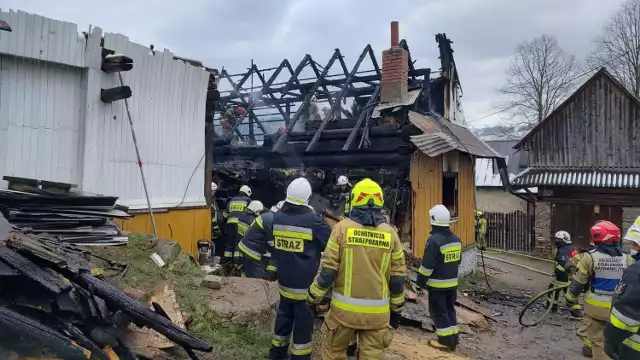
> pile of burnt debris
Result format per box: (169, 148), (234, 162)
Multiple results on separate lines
(0, 212), (212, 359)
(0, 176), (131, 246)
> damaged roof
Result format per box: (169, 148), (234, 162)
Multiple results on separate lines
(408, 111), (503, 159)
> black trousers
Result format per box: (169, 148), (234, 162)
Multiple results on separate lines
(269, 296), (314, 360)
(242, 257), (266, 279)
(428, 288), (459, 348)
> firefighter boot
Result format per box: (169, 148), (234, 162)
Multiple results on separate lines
(428, 339), (455, 352)
(582, 345), (593, 358)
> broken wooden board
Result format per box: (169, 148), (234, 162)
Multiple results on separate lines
(456, 291), (500, 322)
(123, 281), (185, 356)
(383, 333), (470, 360)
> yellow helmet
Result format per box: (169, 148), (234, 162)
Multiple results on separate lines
(476, 210), (484, 216)
(350, 178), (384, 208)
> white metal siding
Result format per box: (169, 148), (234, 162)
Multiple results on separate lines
(0, 10), (210, 209)
(81, 33), (209, 209)
(0, 55), (83, 187)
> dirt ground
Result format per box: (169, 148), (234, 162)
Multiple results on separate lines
(455, 254), (585, 360)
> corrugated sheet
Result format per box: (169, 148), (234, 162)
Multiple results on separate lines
(408, 111), (503, 159)
(0, 56), (84, 187)
(0, 10), (211, 210)
(0, 10), (86, 67)
(512, 168), (640, 188)
(475, 158), (503, 187)
(371, 90), (421, 118)
(81, 32), (210, 209)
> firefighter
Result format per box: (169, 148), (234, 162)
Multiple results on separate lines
(566, 242), (597, 358)
(307, 178), (406, 360)
(224, 185), (251, 267)
(336, 175), (352, 217)
(476, 210), (488, 250)
(235, 200), (264, 275)
(417, 205), (461, 352)
(238, 201), (284, 280)
(548, 230), (583, 317)
(269, 178), (331, 360)
(623, 216), (640, 262)
(604, 260), (640, 359)
(210, 182), (225, 255)
(565, 221), (634, 360)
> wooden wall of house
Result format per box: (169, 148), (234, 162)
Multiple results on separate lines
(519, 72), (640, 168)
(410, 151), (476, 258)
(115, 206), (211, 256)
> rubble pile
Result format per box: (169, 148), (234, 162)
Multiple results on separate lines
(0, 213), (212, 359)
(0, 176), (131, 246)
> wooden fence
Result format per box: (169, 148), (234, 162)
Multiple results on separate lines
(485, 210), (535, 253)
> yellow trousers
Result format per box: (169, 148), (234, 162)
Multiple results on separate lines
(321, 315), (393, 360)
(587, 317), (611, 360)
(577, 316), (591, 348)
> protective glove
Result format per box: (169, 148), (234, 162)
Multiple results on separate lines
(307, 288), (323, 305)
(389, 311), (401, 329)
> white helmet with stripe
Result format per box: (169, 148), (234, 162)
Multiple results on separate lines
(285, 177), (312, 206)
(429, 205), (451, 227)
(239, 185), (252, 197)
(554, 230), (572, 244)
(247, 200), (264, 214)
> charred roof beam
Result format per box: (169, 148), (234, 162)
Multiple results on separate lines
(343, 84), (380, 151)
(306, 45), (372, 152)
(272, 49), (342, 152)
(221, 68), (268, 139)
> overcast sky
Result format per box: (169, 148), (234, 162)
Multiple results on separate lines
(0, 0), (628, 127)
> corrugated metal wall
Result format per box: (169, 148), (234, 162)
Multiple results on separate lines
(0, 56), (84, 187)
(520, 72), (640, 168)
(0, 10), (211, 210)
(410, 151), (476, 258)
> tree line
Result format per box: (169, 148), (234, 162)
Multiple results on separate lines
(495, 0), (640, 138)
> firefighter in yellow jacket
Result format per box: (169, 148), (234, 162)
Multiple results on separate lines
(566, 242), (596, 358)
(307, 178), (406, 360)
(565, 221), (634, 360)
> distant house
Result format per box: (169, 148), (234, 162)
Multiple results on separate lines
(475, 140), (532, 213)
(512, 68), (640, 256)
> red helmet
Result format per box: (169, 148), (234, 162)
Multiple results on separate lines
(590, 221), (621, 244)
(236, 106), (247, 116)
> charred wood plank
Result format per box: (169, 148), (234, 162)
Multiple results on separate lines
(0, 247), (71, 294)
(343, 84), (381, 151)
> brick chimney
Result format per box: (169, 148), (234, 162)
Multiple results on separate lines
(381, 21), (409, 103)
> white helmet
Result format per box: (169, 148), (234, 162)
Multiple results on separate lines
(211, 182), (218, 192)
(554, 230), (572, 244)
(285, 177), (312, 206)
(247, 200), (264, 214)
(429, 205), (451, 227)
(337, 175), (350, 186)
(239, 185), (252, 197)
(271, 200), (285, 213)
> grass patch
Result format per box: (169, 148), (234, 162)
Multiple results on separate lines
(91, 234), (271, 360)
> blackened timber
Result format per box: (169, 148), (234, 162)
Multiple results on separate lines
(306, 46), (372, 152)
(343, 85), (381, 151)
(281, 55), (311, 95)
(262, 60), (288, 93)
(223, 85), (379, 107)
(221, 68), (268, 136)
(272, 49), (342, 152)
(252, 66), (290, 124)
(309, 60), (334, 107)
(400, 40), (416, 80)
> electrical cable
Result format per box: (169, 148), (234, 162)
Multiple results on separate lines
(169, 151), (206, 210)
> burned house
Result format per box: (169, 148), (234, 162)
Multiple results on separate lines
(211, 22), (506, 268)
(512, 68), (640, 255)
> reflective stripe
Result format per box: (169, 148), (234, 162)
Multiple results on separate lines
(556, 264), (565, 272)
(310, 282), (327, 298)
(326, 239), (340, 252)
(264, 251), (272, 258)
(273, 224), (313, 241)
(332, 292), (390, 314)
(227, 217), (239, 224)
(419, 266), (433, 277)
(224, 251), (234, 258)
(234, 251), (241, 258)
(427, 278), (459, 289)
(286, 196), (306, 205)
(381, 252), (390, 299)
(255, 216), (264, 229)
(266, 265), (277, 272)
(432, 220), (450, 226)
(271, 334), (291, 348)
(291, 342), (313, 356)
(391, 249), (404, 260)
(344, 248), (354, 297)
(435, 325), (459, 337)
(390, 294), (405, 305)
(279, 285), (307, 300)
(610, 307), (640, 332)
(584, 292), (612, 308)
(623, 334), (640, 352)
(440, 242), (461, 252)
(238, 242), (261, 261)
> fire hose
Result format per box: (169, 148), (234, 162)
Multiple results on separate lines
(518, 284), (570, 327)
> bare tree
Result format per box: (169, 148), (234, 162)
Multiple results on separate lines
(588, 0), (640, 96)
(499, 35), (579, 135)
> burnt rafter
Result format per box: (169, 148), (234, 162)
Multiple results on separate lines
(215, 41), (430, 151)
